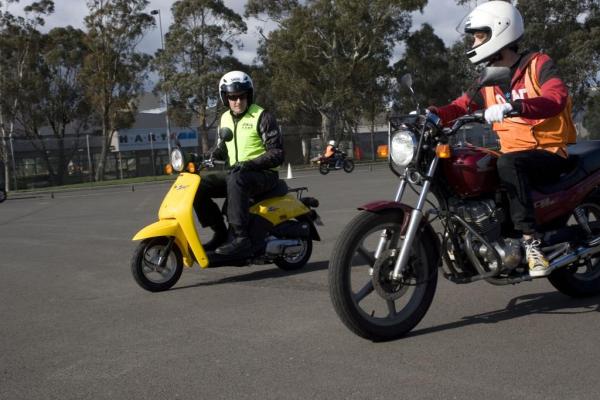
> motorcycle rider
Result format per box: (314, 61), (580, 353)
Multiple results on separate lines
(193, 71), (284, 256)
(428, 1), (576, 277)
(324, 140), (343, 169)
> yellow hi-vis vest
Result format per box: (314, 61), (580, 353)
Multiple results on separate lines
(220, 104), (267, 165)
(483, 55), (576, 157)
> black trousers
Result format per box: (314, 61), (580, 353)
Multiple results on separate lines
(193, 169), (279, 233)
(496, 150), (569, 234)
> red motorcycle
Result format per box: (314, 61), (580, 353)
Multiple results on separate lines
(329, 68), (600, 341)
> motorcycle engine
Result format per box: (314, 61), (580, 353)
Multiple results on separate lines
(449, 198), (503, 242)
(449, 198), (521, 271)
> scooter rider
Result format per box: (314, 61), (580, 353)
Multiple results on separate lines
(428, 1), (576, 277)
(193, 71), (284, 256)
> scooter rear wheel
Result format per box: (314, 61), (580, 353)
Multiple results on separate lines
(131, 237), (183, 292)
(275, 238), (313, 271)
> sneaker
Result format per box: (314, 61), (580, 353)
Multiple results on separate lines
(523, 239), (550, 277)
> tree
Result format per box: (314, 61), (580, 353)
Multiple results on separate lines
(247, 0), (426, 143)
(11, 27), (92, 185)
(584, 92), (600, 139)
(0, 0), (54, 190)
(154, 0), (247, 153)
(82, 0), (154, 181)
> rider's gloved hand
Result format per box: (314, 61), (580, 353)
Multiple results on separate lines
(230, 161), (254, 173)
(484, 103), (513, 124)
(425, 108), (441, 126)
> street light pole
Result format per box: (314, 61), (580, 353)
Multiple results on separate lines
(151, 9), (173, 158)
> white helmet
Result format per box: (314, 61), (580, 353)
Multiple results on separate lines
(219, 71), (254, 105)
(463, 1), (524, 64)
(328, 140), (336, 146)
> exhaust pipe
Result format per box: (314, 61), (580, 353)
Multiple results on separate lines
(548, 243), (600, 273)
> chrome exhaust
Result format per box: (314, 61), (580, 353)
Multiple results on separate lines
(547, 243), (600, 274)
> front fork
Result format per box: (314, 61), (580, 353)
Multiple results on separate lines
(374, 157), (440, 281)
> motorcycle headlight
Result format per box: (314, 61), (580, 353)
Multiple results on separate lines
(390, 130), (417, 168)
(170, 148), (184, 172)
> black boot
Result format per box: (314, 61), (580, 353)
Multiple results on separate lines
(215, 225), (252, 256)
(203, 221), (229, 251)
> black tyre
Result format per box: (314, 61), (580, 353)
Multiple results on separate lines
(319, 163), (330, 175)
(0, 189), (6, 203)
(131, 237), (183, 292)
(549, 196), (600, 297)
(275, 238), (313, 271)
(343, 159), (355, 173)
(328, 210), (438, 341)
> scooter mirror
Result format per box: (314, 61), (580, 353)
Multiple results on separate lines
(219, 127), (234, 142)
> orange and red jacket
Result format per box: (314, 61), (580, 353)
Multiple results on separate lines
(431, 52), (576, 157)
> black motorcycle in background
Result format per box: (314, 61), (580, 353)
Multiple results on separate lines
(316, 152), (355, 175)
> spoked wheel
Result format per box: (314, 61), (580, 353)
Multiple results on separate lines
(343, 159), (355, 173)
(549, 197), (600, 297)
(131, 237), (183, 292)
(275, 238), (313, 271)
(319, 163), (330, 175)
(328, 210), (438, 341)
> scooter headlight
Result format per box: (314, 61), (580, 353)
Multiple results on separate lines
(170, 148), (184, 172)
(390, 130), (417, 168)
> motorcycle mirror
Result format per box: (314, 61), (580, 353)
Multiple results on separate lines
(219, 127), (233, 142)
(400, 73), (415, 95)
(477, 66), (511, 88)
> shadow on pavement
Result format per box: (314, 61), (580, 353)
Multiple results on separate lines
(171, 260), (330, 290)
(408, 291), (600, 338)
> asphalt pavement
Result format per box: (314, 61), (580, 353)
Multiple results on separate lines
(1, 163), (599, 400)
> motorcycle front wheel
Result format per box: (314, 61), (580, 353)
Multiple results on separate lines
(343, 159), (355, 173)
(131, 237), (183, 292)
(328, 210), (438, 341)
(319, 163), (330, 175)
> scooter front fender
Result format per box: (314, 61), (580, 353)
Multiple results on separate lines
(132, 219), (198, 268)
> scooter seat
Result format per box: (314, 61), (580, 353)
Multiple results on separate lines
(250, 179), (289, 204)
(536, 140), (600, 194)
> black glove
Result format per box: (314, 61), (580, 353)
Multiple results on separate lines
(230, 161), (254, 173)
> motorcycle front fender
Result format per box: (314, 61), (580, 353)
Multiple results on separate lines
(359, 200), (441, 259)
(132, 219), (208, 268)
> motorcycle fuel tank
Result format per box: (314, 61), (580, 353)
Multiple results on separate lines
(441, 147), (500, 198)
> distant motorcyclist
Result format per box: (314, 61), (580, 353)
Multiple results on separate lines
(323, 140), (343, 169)
(193, 71), (284, 256)
(427, 1), (576, 277)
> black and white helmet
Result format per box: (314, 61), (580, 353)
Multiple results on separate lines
(219, 71), (254, 105)
(463, 1), (524, 64)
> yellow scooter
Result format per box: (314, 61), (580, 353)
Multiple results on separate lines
(131, 131), (322, 292)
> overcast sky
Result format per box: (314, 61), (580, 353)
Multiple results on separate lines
(10, 0), (473, 64)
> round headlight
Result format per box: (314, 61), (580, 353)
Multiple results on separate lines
(390, 130), (417, 168)
(170, 148), (184, 172)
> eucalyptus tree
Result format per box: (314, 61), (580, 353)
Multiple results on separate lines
(82, 0), (154, 181)
(12, 27), (92, 186)
(0, 0), (54, 190)
(154, 0), (247, 153)
(246, 0), (426, 143)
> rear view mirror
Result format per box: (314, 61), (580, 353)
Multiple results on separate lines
(219, 127), (233, 142)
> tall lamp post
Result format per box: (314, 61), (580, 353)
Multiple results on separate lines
(150, 9), (172, 158)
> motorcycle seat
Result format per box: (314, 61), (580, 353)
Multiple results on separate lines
(536, 141), (600, 194)
(250, 179), (289, 204)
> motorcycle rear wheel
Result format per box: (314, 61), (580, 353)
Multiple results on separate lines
(319, 163), (330, 175)
(343, 159), (355, 173)
(131, 237), (183, 292)
(549, 196), (600, 297)
(328, 210), (438, 341)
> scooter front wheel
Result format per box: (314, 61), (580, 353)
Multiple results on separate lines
(131, 237), (183, 292)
